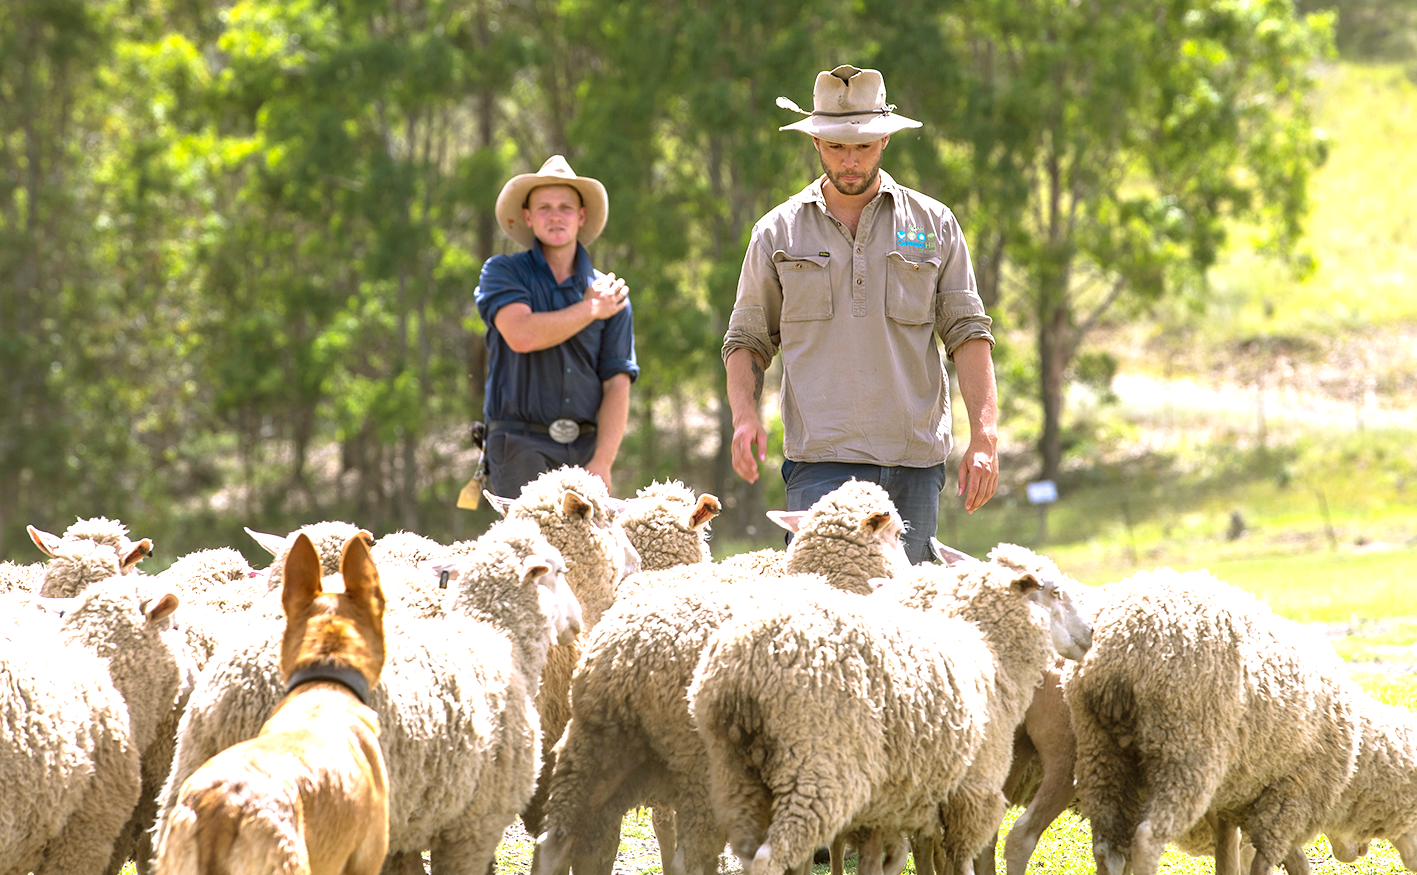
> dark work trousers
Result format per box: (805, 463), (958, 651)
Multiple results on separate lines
(781, 459), (947, 565)
(486, 427), (597, 500)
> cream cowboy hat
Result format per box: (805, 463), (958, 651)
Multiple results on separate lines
(495, 155), (609, 249)
(777, 65), (922, 144)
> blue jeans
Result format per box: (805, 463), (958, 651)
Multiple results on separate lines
(782, 460), (947, 565)
(486, 428), (597, 499)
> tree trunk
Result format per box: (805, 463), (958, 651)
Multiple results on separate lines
(1036, 279), (1072, 483)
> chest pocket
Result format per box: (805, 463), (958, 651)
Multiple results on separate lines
(772, 251), (834, 323)
(885, 251), (940, 326)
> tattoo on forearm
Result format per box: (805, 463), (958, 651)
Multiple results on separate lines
(751, 362), (765, 402)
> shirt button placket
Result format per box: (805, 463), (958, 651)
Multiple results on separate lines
(852, 203), (872, 317)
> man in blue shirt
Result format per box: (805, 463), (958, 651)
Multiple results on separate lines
(475, 155), (639, 497)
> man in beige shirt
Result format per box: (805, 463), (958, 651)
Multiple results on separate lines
(723, 65), (999, 563)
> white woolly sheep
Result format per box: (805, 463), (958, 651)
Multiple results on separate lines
(535, 479), (911, 875)
(617, 480), (720, 572)
(484, 465), (641, 844)
(689, 559), (1066, 875)
(1322, 698), (1417, 870)
(0, 577), (185, 875)
(30, 516), (154, 580)
(1065, 567), (1363, 875)
(720, 479), (909, 593)
(921, 540), (1094, 875)
(155, 546), (260, 614)
(154, 517), (582, 875)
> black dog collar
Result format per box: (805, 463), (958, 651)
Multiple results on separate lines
(285, 661), (373, 707)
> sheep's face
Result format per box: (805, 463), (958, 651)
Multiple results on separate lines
(1030, 576), (1093, 660)
(530, 551), (582, 646)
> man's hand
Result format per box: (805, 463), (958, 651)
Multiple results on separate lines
(731, 418), (768, 483)
(584, 272), (629, 321)
(586, 458), (613, 494)
(956, 432), (998, 513)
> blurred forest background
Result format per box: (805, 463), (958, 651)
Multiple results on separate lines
(4, 0), (1416, 569)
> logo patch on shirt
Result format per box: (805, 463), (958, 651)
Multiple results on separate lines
(896, 226), (937, 252)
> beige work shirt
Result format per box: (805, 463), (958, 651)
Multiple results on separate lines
(721, 170), (994, 467)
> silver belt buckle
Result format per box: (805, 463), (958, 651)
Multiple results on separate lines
(548, 418), (580, 444)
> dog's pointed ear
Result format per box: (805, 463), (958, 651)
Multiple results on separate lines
(282, 533), (323, 618)
(688, 494), (721, 531)
(766, 510), (806, 534)
(28, 525), (62, 558)
(245, 526), (288, 557)
(120, 538), (154, 574)
(340, 530), (383, 610)
(484, 491), (515, 517)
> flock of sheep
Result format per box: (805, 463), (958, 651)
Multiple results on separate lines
(2, 465), (1416, 875)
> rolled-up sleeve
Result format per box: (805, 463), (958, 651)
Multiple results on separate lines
(474, 255), (529, 329)
(721, 234), (782, 367)
(932, 212), (995, 359)
(597, 303), (640, 383)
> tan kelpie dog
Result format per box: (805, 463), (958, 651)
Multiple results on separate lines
(156, 530), (389, 875)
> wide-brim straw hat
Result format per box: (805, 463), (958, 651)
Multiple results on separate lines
(495, 155), (609, 249)
(778, 65), (922, 144)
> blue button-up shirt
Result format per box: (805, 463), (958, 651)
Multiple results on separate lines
(475, 240), (638, 426)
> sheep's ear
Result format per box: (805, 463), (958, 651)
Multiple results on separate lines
(282, 533), (323, 617)
(860, 511), (896, 537)
(688, 494), (721, 530)
(28, 525), (62, 558)
(766, 510), (806, 533)
(1010, 572), (1042, 596)
(561, 489), (593, 520)
(340, 530), (382, 607)
(484, 491), (515, 517)
(119, 538), (154, 573)
(245, 526), (288, 557)
(145, 592), (179, 623)
(930, 538), (974, 566)
(520, 555), (553, 586)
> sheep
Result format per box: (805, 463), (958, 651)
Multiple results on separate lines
(0, 576), (186, 875)
(484, 465), (642, 844)
(920, 541), (1093, 875)
(30, 516), (154, 580)
(370, 529), (446, 569)
(155, 547), (261, 614)
(617, 480), (720, 572)
(719, 479), (909, 594)
(535, 479), (911, 875)
(1321, 699), (1417, 870)
(154, 517), (583, 875)
(0, 560), (40, 595)
(688, 559), (1066, 875)
(1064, 566), (1363, 875)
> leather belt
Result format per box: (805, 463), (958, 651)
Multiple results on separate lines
(486, 419), (596, 444)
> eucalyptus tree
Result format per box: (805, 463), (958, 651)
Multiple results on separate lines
(565, 0), (860, 537)
(872, 0), (1334, 482)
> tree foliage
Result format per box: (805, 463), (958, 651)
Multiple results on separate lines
(0, 0), (1336, 558)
